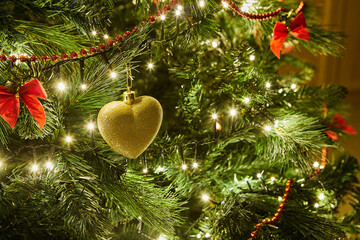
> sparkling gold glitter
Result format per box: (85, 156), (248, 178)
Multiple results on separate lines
(97, 95), (163, 159)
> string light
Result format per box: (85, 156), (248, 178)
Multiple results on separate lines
(158, 235), (167, 240)
(147, 61), (154, 70)
(230, 109), (236, 117)
(175, 10), (181, 16)
(177, 5), (183, 10)
(45, 161), (54, 170)
(318, 193), (325, 200)
(278, 196), (283, 201)
(314, 203), (319, 208)
(274, 120), (279, 128)
(291, 83), (296, 89)
(264, 125), (271, 132)
(211, 113), (218, 120)
(256, 173), (262, 178)
(313, 161), (319, 168)
(104, 34), (109, 39)
(65, 136), (72, 143)
(222, 1), (228, 8)
(249, 55), (255, 61)
(157, 166), (164, 172)
(193, 162), (199, 168)
(202, 194), (209, 201)
(110, 71), (117, 78)
(197, 233), (201, 239)
(57, 82), (66, 91)
(182, 164), (187, 170)
(271, 176), (276, 181)
(278, 89), (283, 94)
(205, 233), (210, 238)
(87, 123), (95, 130)
(160, 14), (166, 21)
(243, 97), (250, 103)
(265, 82), (271, 88)
(211, 41), (218, 48)
(143, 168), (148, 173)
(81, 84), (87, 90)
(320, 165), (325, 169)
(199, 0), (205, 7)
(31, 164), (39, 172)
(216, 121), (222, 131)
(91, 30), (97, 36)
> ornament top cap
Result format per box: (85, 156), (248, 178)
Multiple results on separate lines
(123, 91), (136, 105)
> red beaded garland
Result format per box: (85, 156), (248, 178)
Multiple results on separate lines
(61, 53), (68, 60)
(124, 31), (131, 38)
(30, 55), (38, 61)
(41, 55), (50, 61)
(80, 49), (87, 56)
(89, 47), (97, 54)
(132, 26), (139, 33)
(19, 55), (28, 62)
(115, 35), (123, 42)
(0, 54), (7, 61)
(51, 55), (59, 61)
(9, 55), (17, 62)
(172, 0), (178, 5)
(70, 52), (78, 58)
(99, 43), (106, 51)
(164, 5), (171, 12)
(156, 10), (162, 17)
(149, 16), (156, 23)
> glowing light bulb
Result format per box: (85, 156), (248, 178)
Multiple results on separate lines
(197, 233), (201, 239)
(278, 196), (283, 201)
(182, 164), (187, 170)
(160, 14), (166, 21)
(320, 165), (325, 169)
(199, 0), (205, 7)
(278, 89), (283, 94)
(143, 168), (148, 173)
(65, 136), (72, 143)
(91, 30), (97, 36)
(205, 233), (210, 238)
(265, 82), (271, 88)
(57, 82), (65, 91)
(211, 113), (218, 120)
(45, 161), (54, 170)
(271, 177), (275, 181)
(104, 34), (109, 39)
(87, 123), (95, 130)
(177, 5), (183, 10)
(314, 203), (319, 208)
(110, 71), (117, 78)
(264, 125), (271, 132)
(318, 193), (325, 200)
(158, 235), (166, 240)
(202, 194), (209, 201)
(157, 166), (164, 172)
(257, 173), (262, 178)
(193, 162), (199, 168)
(230, 109), (236, 117)
(243, 97), (250, 103)
(222, 1), (228, 8)
(249, 55), (255, 61)
(31, 164), (39, 172)
(291, 83), (296, 89)
(313, 162), (319, 168)
(175, 10), (181, 16)
(147, 61), (154, 70)
(81, 84), (87, 90)
(211, 41), (218, 48)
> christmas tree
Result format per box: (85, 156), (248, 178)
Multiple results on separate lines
(0, 0), (358, 239)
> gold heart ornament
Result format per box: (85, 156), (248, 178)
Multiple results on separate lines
(97, 91), (163, 159)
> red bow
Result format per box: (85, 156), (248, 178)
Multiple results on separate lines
(0, 79), (47, 129)
(270, 12), (310, 59)
(325, 113), (357, 140)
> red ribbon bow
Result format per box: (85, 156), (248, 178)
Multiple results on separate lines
(326, 113), (357, 140)
(0, 79), (47, 129)
(270, 12), (310, 59)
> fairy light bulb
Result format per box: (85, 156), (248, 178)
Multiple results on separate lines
(81, 84), (87, 90)
(211, 41), (218, 48)
(177, 5), (183, 10)
(157, 166), (164, 172)
(104, 34), (109, 39)
(148, 61), (154, 70)
(222, 1), (228, 8)
(318, 193), (325, 200)
(291, 83), (296, 89)
(230, 109), (236, 117)
(110, 71), (117, 78)
(158, 235), (166, 240)
(87, 123), (95, 130)
(57, 82), (66, 91)
(278, 196), (283, 201)
(211, 113), (218, 120)
(256, 173), (262, 178)
(160, 14), (166, 21)
(271, 176), (276, 181)
(274, 120), (279, 128)
(314, 203), (319, 208)
(143, 168), (148, 173)
(45, 161), (54, 170)
(175, 10), (181, 16)
(313, 162), (319, 168)
(193, 162), (199, 168)
(205, 233), (210, 238)
(31, 164), (39, 172)
(202, 194), (209, 201)
(91, 30), (97, 36)
(199, 0), (205, 7)
(278, 89), (283, 94)
(197, 233), (201, 239)
(264, 125), (271, 132)
(265, 82), (271, 88)
(243, 97), (250, 104)
(182, 164), (187, 170)
(249, 55), (255, 61)
(65, 136), (72, 143)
